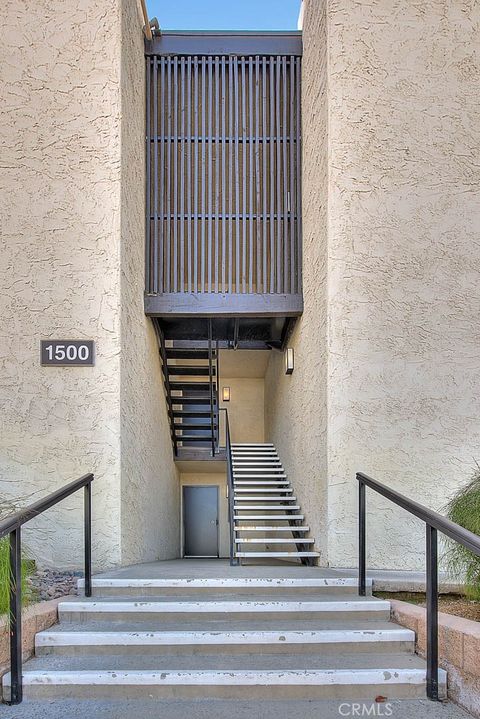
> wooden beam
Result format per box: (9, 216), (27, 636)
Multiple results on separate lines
(145, 293), (303, 318)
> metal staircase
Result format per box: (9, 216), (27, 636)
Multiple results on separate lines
(157, 325), (219, 456)
(231, 443), (320, 565)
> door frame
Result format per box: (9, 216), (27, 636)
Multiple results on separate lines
(181, 484), (219, 558)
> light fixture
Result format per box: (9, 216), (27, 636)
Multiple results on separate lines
(285, 347), (294, 375)
(222, 386), (231, 402)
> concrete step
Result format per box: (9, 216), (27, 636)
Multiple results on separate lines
(76, 577), (371, 597)
(58, 596), (390, 623)
(3, 653), (445, 700)
(36, 626), (415, 656)
(232, 474), (287, 479)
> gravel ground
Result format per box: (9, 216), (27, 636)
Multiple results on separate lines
(28, 569), (81, 602)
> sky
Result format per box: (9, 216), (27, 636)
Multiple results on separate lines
(146, 0), (301, 31)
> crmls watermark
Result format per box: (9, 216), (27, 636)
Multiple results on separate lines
(338, 702), (394, 717)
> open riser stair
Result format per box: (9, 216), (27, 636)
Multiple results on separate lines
(158, 332), (219, 456)
(231, 443), (320, 565)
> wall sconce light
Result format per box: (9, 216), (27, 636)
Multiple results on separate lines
(222, 386), (231, 402)
(285, 348), (294, 375)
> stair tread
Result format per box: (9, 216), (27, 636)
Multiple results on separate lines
(7, 651), (429, 673)
(235, 526), (309, 531)
(234, 506), (301, 510)
(236, 552), (320, 558)
(233, 515), (305, 520)
(236, 540), (315, 546)
(165, 349), (212, 359)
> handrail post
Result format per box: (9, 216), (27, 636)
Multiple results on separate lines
(8, 527), (22, 705)
(84, 482), (92, 598)
(358, 477), (366, 596)
(426, 524), (439, 700)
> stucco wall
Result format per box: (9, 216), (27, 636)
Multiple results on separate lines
(267, 0), (480, 570)
(264, 0), (329, 563)
(326, 0), (480, 569)
(0, 0), (178, 568)
(220, 378), (265, 443)
(119, 0), (180, 565)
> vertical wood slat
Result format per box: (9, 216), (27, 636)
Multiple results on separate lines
(165, 58), (171, 292)
(269, 57), (275, 293)
(275, 55), (282, 294)
(180, 58), (185, 292)
(146, 57), (152, 293)
(289, 55), (295, 295)
(187, 57), (192, 293)
(193, 57), (199, 292)
(295, 57), (302, 295)
(148, 53), (301, 299)
(254, 56), (261, 293)
(248, 57), (254, 294)
(234, 59), (240, 293)
(201, 57), (206, 293)
(214, 56), (220, 293)
(228, 57), (233, 294)
(262, 57), (267, 293)
(173, 58), (178, 292)
(241, 57), (247, 293)
(282, 56), (288, 294)
(207, 57), (213, 293)
(221, 57), (226, 292)
(159, 58), (165, 293)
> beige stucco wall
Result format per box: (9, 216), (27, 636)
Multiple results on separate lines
(119, 0), (180, 564)
(267, 0), (480, 570)
(326, 0), (480, 569)
(220, 378), (265, 443)
(0, 0), (178, 568)
(264, 0), (329, 563)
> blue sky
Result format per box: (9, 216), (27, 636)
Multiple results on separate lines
(146, 0), (301, 31)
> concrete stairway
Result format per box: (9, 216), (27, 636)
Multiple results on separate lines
(232, 442), (320, 563)
(2, 574), (446, 701)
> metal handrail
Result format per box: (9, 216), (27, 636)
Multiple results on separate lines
(207, 320), (216, 457)
(0, 473), (94, 705)
(357, 471), (480, 702)
(220, 408), (239, 566)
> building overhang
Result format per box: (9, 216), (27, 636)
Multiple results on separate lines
(145, 31), (303, 57)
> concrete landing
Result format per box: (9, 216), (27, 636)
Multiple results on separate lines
(90, 559), (462, 593)
(0, 698), (472, 719)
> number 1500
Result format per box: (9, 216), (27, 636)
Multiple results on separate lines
(44, 344), (90, 362)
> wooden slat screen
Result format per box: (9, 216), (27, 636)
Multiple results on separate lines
(146, 54), (302, 296)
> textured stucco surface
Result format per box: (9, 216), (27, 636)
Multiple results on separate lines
(119, 0), (180, 565)
(264, 0), (329, 563)
(267, 0), (480, 570)
(0, 0), (178, 568)
(326, 0), (480, 569)
(220, 378), (265, 444)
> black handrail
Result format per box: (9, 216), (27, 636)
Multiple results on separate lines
(357, 471), (480, 702)
(0, 473), (94, 705)
(220, 408), (239, 566)
(207, 320), (216, 457)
